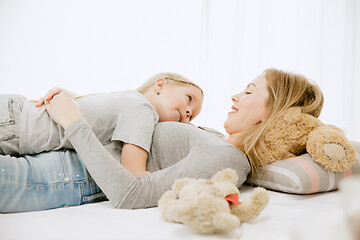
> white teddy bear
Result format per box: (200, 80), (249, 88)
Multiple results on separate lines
(158, 168), (269, 234)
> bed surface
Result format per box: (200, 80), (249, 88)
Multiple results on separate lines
(0, 186), (352, 240)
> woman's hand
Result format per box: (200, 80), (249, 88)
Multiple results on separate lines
(45, 91), (83, 130)
(33, 87), (78, 107)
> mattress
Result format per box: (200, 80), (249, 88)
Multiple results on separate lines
(0, 186), (353, 240)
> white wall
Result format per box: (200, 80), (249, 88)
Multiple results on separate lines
(1, 0), (359, 140)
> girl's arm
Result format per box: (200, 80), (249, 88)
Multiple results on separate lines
(44, 91), (83, 129)
(46, 91), (151, 177)
(121, 143), (151, 177)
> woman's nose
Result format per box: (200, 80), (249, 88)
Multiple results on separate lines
(232, 94), (240, 102)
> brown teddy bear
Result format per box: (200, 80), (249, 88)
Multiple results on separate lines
(158, 168), (269, 234)
(261, 107), (356, 172)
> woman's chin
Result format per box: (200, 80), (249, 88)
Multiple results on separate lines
(223, 124), (234, 135)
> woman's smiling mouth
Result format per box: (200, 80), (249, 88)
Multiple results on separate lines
(228, 106), (239, 114)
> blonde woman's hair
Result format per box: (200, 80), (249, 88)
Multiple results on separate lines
(233, 68), (324, 176)
(137, 72), (203, 97)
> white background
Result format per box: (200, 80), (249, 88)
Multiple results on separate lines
(1, 0), (359, 140)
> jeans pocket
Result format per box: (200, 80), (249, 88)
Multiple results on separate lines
(83, 191), (107, 203)
(0, 95), (15, 126)
(81, 177), (107, 204)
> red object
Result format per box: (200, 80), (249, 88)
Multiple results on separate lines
(225, 193), (242, 205)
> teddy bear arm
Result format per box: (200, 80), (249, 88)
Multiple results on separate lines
(231, 187), (269, 223)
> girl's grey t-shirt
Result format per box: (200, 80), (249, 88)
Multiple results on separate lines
(65, 119), (251, 209)
(19, 90), (159, 155)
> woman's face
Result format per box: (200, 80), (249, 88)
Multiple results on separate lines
(224, 74), (269, 135)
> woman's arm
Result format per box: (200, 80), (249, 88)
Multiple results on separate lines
(46, 93), (249, 209)
(65, 118), (248, 209)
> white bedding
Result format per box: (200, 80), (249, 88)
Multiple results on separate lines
(0, 186), (352, 240)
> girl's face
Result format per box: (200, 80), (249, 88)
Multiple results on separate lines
(224, 74), (269, 135)
(155, 81), (203, 123)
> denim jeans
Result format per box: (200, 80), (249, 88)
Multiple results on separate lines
(0, 149), (107, 213)
(0, 94), (25, 156)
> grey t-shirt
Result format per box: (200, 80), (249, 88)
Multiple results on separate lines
(65, 119), (250, 209)
(19, 90), (159, 155)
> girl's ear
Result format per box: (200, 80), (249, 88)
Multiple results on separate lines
(153, 78), (168, 94)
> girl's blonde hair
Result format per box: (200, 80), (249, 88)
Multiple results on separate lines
(137, 72), (203, 97)
(233, 68), (324, 176)
(76, 72), (203, 100)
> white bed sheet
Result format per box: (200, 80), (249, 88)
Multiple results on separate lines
(0, 186), (353, 240)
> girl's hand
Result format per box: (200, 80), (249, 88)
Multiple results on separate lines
(33, 87), (78, 107)
(45, 91), (83, 129)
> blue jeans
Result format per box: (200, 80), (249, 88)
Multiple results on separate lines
(0, 94), (25, 156)
(0, 150), (107, 213)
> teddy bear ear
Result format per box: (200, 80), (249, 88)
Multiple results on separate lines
(211, 168), (238, 185)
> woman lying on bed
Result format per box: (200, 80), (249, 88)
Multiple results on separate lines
(0, 68), (324, 213)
